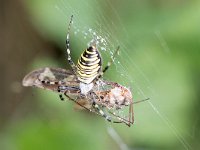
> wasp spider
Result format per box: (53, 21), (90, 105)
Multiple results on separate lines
(65, 15), (119, 94)
(22, 15), (138, 126)
(61, 15), (123, 123)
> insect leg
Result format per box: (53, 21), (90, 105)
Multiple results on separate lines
(133, 98), (150, 104)
(129, 102), (134, 125)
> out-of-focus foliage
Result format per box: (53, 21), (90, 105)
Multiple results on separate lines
(1, 0), (200, 150)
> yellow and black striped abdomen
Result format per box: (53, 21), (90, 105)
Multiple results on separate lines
(77, 46), (102, 84)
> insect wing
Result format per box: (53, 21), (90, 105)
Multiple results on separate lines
(73, 98), (92, 110)
(22, 67), (78, 92)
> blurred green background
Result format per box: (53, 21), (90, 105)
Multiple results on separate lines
(1, 0), (200, 150)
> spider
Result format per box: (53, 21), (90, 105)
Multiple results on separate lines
(64, 15), (119, 94)
(22, 15), (148, 126)
(59, 15), (126, 123)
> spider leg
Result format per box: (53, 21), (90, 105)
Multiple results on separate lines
(92, 103), (133, 127)
(103, 46), (120, 73)
(58, 85), (80, 102)
(66, 15), (77, 74)
(59, 94), (65, 101)
(62, 88), (132, 126)
(108, 109), (133, 127)
(58, 85), (80, 92)
(109, 98), (150, 126)
(90, 92), (131, 124)
(65, 91), (113, 123)
(37, 76), (66, 101)
(63, 92), (110, 120)
(97, 46), (120, 79)
(36, 73), (67, 85)
(92, 102), (111, 122)
(38, 78), (61, 85)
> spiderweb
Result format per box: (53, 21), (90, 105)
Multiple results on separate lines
(27, 0), (193, 149)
